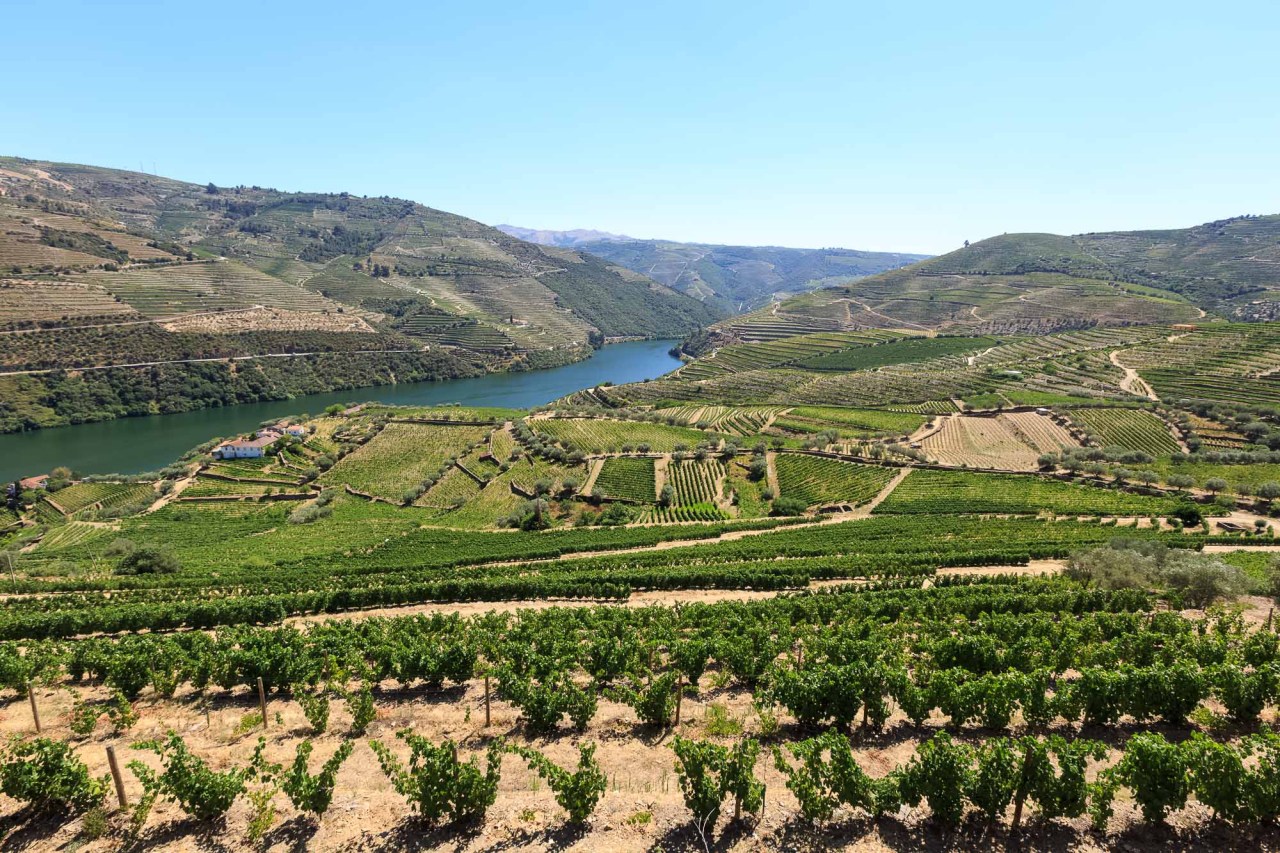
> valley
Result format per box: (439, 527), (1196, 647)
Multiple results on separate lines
(6, 164), (1280, 853)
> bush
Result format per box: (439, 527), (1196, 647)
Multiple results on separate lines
(293, 684), (331, 733)
(0, 736), (107, 813)
(281, 740), (354, 816)
(611, 671), (678, 728)
(128, 732), (252, 822)
(346, 682), (376, 733)
(671, 736), (764, 842)
(115, 546), (180, 575)
(371, 731), (502, 824)
(770, 496), (807, 516)
(507, 743), (607, 824)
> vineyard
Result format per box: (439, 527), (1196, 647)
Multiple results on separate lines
(667, 459), (726, 507)
(1068, 407), (1183, 456)
(9, 571), (1280, 848)
(921, 415), (1048, 471)
(875, 468), (1182, 516)
(531, 418), (709, 453)
(6, 297), (1280, 849)
(774, 455), (898, 508)
(593, 457), (657, 503)
(320, 423), (490, 500)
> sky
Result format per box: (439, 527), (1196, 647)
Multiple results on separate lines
(3, 1), (1278, 255)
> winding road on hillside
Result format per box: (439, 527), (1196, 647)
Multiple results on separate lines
(1109, 349), (1158, 400)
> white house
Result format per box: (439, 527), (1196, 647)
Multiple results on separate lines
(213, 434), (279, 460)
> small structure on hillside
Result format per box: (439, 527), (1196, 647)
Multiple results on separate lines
(270, 420), (307, 437)
(213, 434), (279, 460)
(18, 474), (49, 490)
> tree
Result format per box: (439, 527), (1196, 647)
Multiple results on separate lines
(1205, 478), (1228, 496)
(771, 497), (807, 516)
(659, 484), (675, 508)
(116, 546), (180, 575)
(205, 182), (218, 194)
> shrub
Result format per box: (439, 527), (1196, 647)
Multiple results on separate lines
(294, 684), (331, 733)
(129, 733), (260, 823)
(370, 731), (502, 824)
(281, 740), (354, 817)
(507, 743), (607, 824)
(115, 546), (180, 575)
(0, 736), (107, 813)
(770, 496), (807, 516)
(671, 736), (764, 843)
(611, 671), (678, 728)
(346, 682), (376, 733)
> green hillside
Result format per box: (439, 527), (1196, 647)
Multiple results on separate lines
(691, 214), (1278, 348)
(0, 156), (721, 431)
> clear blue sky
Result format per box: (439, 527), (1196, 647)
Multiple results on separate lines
(4, 0), (1278, 254)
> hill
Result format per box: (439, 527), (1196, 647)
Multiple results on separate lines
(698, 215), (1280, 347)
(0, 157), (720, 431)
(495, 225), (633, 247)
(570, 238), (930, 314)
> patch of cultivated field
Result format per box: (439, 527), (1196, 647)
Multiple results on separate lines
(921, 414), (1043, 470)
(999, 411), (1081, 454)
(320, 423), (490, 499)
(531, 418), (709, 453)
(0, 280), (137, 324)
(159, 306), (374, 334)
(774, 454), (898, 507)
(1068, 407), (1182, 456)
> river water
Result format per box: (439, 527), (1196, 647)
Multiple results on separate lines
(0, 339), (681, 481)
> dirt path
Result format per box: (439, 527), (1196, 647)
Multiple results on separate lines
(144, 473), (194, 514)
(764, 450), (780, 496)
(288, 563), (1061, 626)
(908, 410), (957, 443)
(653, 454), (670, 498)
(579, 458), (604, 496)
(845, 296), (932, 331)
(965, 344), (997, 366)
(1108, 349), (1158, 400)
(847, 466), (912, 518)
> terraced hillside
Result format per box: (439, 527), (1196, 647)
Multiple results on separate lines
(695, 214), (1280, 349)
(0, 157), (720, 431)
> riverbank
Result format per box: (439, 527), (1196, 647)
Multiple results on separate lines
(0, 339), (681, 482)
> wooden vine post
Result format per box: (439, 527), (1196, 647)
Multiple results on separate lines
(673, 673), (683, 726)
(484, 673), (491, 727)
(106, 745), (128, 808)
(1010, 742), (1037, 831)
(27, 683), (40, 733)
(257, 677), (268, 730)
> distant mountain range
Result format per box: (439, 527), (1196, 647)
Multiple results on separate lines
(497, 226), (930, 314)
(496, 225), (633, 248)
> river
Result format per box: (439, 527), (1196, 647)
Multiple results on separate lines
(0, 339), (682, 481)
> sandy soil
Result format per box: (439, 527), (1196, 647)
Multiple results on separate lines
(6, 664), (1275, 852)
